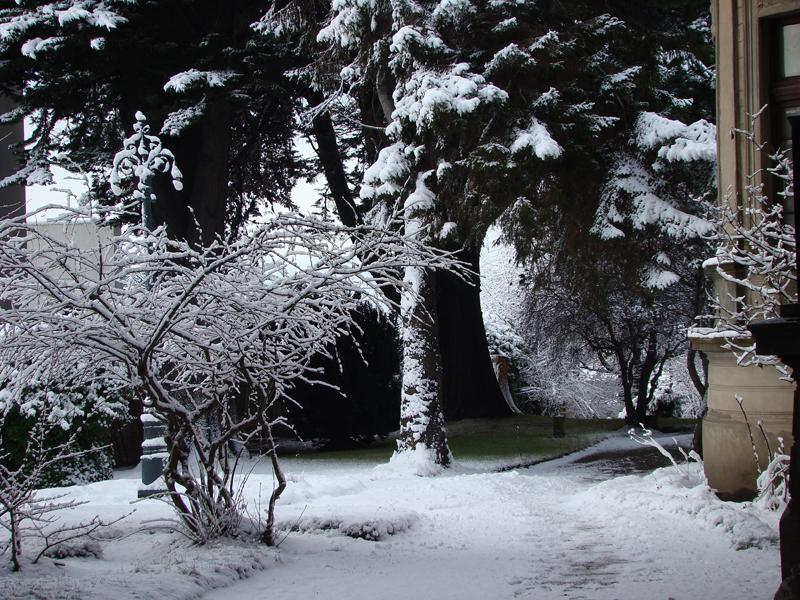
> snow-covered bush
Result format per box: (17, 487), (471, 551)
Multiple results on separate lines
(0, 409), (124, 571)
(647, 361), (706, 418)
(0, 380), (126, 487)
(0, 204), (462, 544)
(483, 313), (530, 398)
(515, 348), (621, 418)
(701, 114), (795, 375)
(756, 452), (790, 512)
(735, 395), (790, 512)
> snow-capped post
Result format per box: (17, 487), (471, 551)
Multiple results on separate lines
(110, 111), (183, 231)
(110, 111), (182, 498)
(747, 115), (800, 596)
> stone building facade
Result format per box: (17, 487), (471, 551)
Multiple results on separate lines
(696, 0), (800, 499)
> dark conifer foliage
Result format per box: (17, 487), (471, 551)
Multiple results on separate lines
(286, 303), (401, 444)
(0, 1), (306, 244)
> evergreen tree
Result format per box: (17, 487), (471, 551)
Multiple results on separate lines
(317, 0), (716, 450)
(0, 1), (305, 244)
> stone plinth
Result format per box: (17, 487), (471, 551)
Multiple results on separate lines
(690, 333), (794, 499)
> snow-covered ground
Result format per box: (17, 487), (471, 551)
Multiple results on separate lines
(3, 433), (779, 600)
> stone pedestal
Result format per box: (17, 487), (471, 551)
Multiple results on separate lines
(690, 334), (794, 499)
(138, 411), (168, 498)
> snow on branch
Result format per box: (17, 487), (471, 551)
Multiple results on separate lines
(163, 69), (236, 94)
(635, 112), (716, 163)
(0, 205), (464, 541)
(699, 117), (795, 373)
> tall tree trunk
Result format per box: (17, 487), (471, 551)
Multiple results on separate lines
(616, 346), (637, 425)
(0, 94), (25, 222)
(633, 333), (659, 424)
(303, 89), (361, 228)
(436, 247), (510, 421)
(305, 85), (505, 422)
(151, 98), (232, 246)
(620, 370), (637, 426)
(397, 265), (450, 466)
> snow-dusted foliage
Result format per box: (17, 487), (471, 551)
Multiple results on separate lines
(0, 412), (124, 571)
(318, 0), (575, 466)
(757, 452), (791, 512)
(0, 379), (124, 488)
(0, 1), (303, 242)
(516, 350), (621, 419)
(522, 258), (703, 425)
(696, 120), (795, 373)
(163, 69), (235, 94)
(480, 5), (716, 424)
(592, 112), (716, 289)
(648, 359), (706, 418)
(0, 203), (462, 541)
(0, 1), (137, 188)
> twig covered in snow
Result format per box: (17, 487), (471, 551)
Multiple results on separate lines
(0, 205), (464, 543)
(0, 413), (124, 571)
(701, 111), (795, 375)
(629, 425), (701, 477)
(734, 395), (790, 512)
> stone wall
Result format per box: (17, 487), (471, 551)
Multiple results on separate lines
(700, 0), (799, 497)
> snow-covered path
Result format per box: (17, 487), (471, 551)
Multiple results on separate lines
(202, 435), (779, 600)
(1, 433), (778, 600)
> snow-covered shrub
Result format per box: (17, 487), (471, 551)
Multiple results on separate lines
(483, 313), (530, 400)
(701, 114), (795, 375)
(284, 512), (419, 541)
(0, 204), (462, 544)
(735, 395), (790, 511)
(42, 539), (103, 560)
(514, 348), (621, 418)
(648, 362), (705, 418)
(0, 410), (125, 571)
(0, 380), (126, 487)
(756, 451), (790, 512)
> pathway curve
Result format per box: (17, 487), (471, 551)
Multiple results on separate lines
(201, 434), (779, 600)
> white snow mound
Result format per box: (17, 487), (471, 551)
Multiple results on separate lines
(573, 462), (778, 550)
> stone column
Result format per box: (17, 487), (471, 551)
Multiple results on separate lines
(690, 333), (794, 499)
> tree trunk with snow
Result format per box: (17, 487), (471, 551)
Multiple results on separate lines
(397, 264), (451, 466)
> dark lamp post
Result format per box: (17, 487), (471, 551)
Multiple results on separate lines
(110, 112), (182, 498)
(748, 115), (800, 597)
(110, 111), (183, 231)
